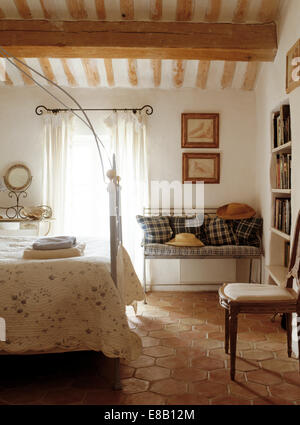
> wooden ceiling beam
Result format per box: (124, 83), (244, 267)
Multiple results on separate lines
(176, 0), (194, 21)
(95, 0), (106, 20)
(150, 0), (162, 20)
(81, 58), (100, 87)
(120, 0), (134, 20)
(173, 60), (185, 88)
(221, 61), (236, 89)
(61, 58), (77, 86)
(104, 58), (115, 87)
(128, 59), (138, 86)
(196, 60), (210, 89)
(151, 59), (161, 87)
(0, 20), (277, 62)
(39, 58), (56, 83)
(242, 62), (259, 90)
(205, 0), (221, 22)
(258, 0), (280, 23)
(233, 0), (249, 23)
(40, 0), (56, 19)
(66, 0), (88, 20)
(13, 0), (32, 19)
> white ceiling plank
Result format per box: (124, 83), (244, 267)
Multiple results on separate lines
(134, 0), (149, 20)
(193, 0), (209, 21)
(112, 58), (131, 87)
(96, 58), (108, 87)
(84, 0), (99, 20)
(182, 59), (198, 87)
(161, 0), (177, 21)
(219, 0), (238, 22)
(231, 61), (248, 88)
(0, 0), (20, 18)
(26, 0), (44, 19)
(247, 0), (263, 22)
(68, 58), (88, 87)
(48, 58), (68, 87)
(104, 0), (123, 20)
(5, 59), (23, 86)
(160, 60), (174, 89)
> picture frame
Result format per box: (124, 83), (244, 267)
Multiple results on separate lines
(182, 153), (220, 184)
(286, 39), (300, 94)
(181, 113), (219, 148)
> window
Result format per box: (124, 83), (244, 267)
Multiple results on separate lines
(64, 134), (110, 240)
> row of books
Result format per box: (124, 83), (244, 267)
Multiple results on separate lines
(275, 153), (291, 189)
(273, 105), (291, 148)
(274, 198), (291, 235)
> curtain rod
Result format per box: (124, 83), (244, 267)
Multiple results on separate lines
(35, 104), (154, 116)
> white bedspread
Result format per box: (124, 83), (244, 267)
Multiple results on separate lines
(0, 236), (144, 360)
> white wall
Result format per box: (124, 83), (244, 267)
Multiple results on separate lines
(0, 86), (257, 285)
(255, 0), (300, 354)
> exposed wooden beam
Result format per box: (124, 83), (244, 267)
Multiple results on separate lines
(196, 60), (210, 89)
(151, 59), (161, 87)
(233, 0), (249, 23)
(95, 0), (106, 20)
(242, 62), (259, 90)
(14, 57), (34, 85)
(128, 59), (138, 86)
(0, 20), (278, 62)
(39, 58), (56, 83)
(66, 0), (88, 20)
(81, 58), (100, 87)
(150, 0), (162, 20)
(258, 0), (279, 23)
(176, 0), (194, 21)
(14, 0), (32, 19)
(61, 58), (77, 86)
(221, 61), (236, 89)
(120, 0), (134, 20)
(173, 60), (185, 88)
(40, 0), (56, 19)
(0, 61), (13, 85)
(104, 58), (115, 87)
(0, 7), (6, 19)
(205, 0), (221, 22)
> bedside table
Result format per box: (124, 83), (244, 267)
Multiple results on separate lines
(0, 219), (53, 236)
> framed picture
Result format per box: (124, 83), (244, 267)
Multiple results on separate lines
(182, 153), (220, 184)
(286, 39), (300, 94)
(181, 113), (219, 148)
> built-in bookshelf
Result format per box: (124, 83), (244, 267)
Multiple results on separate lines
(267, 103), (292, 286)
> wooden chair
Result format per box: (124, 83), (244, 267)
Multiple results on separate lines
(219, 211), (300, 380)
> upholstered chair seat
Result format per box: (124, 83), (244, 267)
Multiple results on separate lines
(223, 283), (297, 302)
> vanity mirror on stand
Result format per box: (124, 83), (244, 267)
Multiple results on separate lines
(0, 164), (53, 236)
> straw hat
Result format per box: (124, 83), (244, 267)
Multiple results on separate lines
(216, 203), (256, 220)
(166, 233), (204, 247)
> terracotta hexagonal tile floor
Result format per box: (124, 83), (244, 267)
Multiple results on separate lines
(0, 292), (299, 405)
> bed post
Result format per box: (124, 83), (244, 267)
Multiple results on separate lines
(107, 154), (122, 391)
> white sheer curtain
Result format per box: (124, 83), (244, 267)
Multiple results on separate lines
(104, 111), (149, 277)
(42, 112), (74, 235)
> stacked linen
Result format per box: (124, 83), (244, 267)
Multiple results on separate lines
(23, 236), (85, 259)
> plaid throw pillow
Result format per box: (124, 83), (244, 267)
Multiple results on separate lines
(232, 218), (263, 247)
(169, 216), (207, 244)
(204, 217), (238, 246)
(136, 216), (172, 244)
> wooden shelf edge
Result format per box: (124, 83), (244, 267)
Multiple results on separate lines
(272, 141), (292, 154)
(271, 189), (291, 194)
(271, 227), (291, 240)
(266, 265), (288, 287)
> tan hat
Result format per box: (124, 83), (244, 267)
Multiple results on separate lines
(165, 233), (204, 247)
(216, 203), (256, 220)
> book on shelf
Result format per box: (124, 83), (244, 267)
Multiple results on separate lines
(275, 153), (291, 189)
(272, 105), (291, 148)
(274, 198), (291, 235)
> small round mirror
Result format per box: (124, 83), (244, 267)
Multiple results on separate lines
(4, 164), (32, 191)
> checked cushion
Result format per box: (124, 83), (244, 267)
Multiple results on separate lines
(169, 215), (207, 244)
(204, 217), (238, 246)
(232, 218), (263, 247)
(136, 216), (173, 244)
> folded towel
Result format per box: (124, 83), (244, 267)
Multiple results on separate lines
(23, 243), (85, 260)
(32, 236), (77, 251)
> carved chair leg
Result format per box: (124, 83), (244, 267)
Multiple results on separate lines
(286, 313), (292, 357)
(229, 310), (238, 381)
(225, 309), (229, 354)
